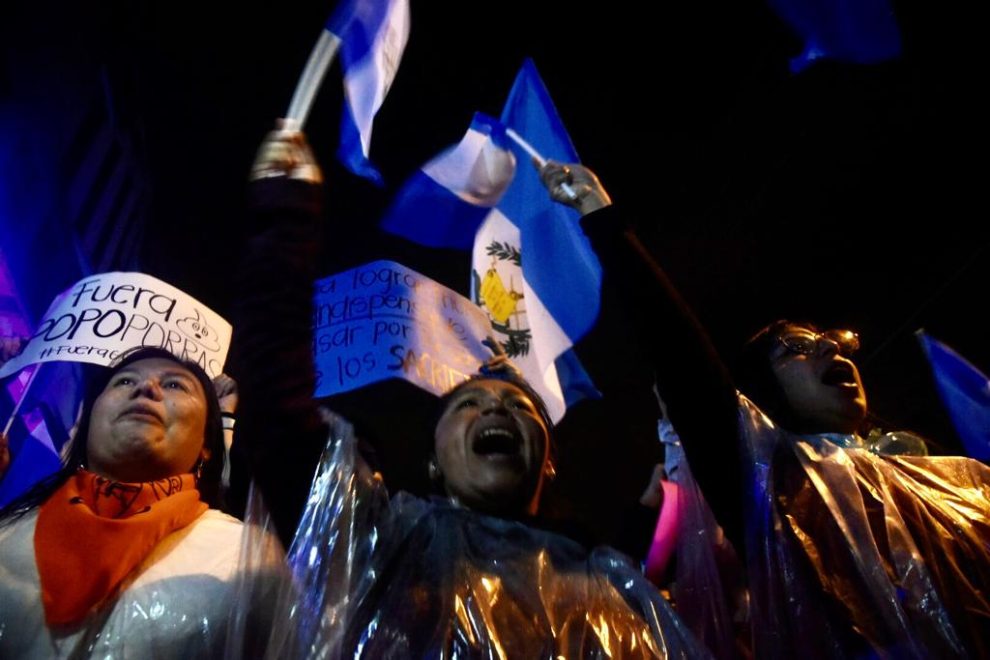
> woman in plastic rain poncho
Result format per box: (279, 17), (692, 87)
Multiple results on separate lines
(539, 160), (990, 659)
(0, 347), (285, 658)
(231, 125), (709, 659)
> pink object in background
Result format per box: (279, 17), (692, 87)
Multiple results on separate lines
(644, 480), (683, 584)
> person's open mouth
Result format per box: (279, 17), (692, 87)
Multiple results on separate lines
(472, 424), (522, 460)
(822, 361), (857, 388)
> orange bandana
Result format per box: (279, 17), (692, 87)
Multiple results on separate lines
(34, 470), (208, 626)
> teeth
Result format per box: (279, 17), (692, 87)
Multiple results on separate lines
(474, 426), (520, 456)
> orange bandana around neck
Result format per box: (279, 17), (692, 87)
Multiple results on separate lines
(34, 469), (208, 626)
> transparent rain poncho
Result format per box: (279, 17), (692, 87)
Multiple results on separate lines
(658, 420), (748, 659)
(250, 412), (711, 659)
(738, 396), (990, 658)
(0, 506), (289, 659)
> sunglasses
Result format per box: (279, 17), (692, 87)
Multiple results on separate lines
(776, 328), (861, 357)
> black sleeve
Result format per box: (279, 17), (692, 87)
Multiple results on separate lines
(581, 206), (745, 550)
(232, 177), (329, 546)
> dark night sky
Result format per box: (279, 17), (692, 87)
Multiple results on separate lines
(4, 0), (987, 537)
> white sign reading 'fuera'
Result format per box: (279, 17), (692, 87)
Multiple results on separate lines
(0, 272), (232, 379)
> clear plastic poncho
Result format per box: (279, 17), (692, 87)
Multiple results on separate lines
(659, 420), (748, 659)
(251, 412), (711, 659)
(738, 396), (990, 659)
(0, 505), (289, 659)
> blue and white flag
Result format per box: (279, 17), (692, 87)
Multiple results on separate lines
(380, 113), (516, 248)
(488, 58), (602, 350)
(285, 0), (410, 180)
(380, 61), (600, 421)
(917, 331), (990, 461)
(330, 0), (409, 182)
(767, 0), (901, 72)
(469, 59), (601, 421)
(285, 0), (411, 183)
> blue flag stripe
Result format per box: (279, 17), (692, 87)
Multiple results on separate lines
(918, 331), (990, 461)
(498, 58), (601, 343)
(327, 0), (391, 57)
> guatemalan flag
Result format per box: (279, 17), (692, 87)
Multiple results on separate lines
(380, 60), (600, 421)
(917, 331), (990, 462)
(328, 0), (410, 183)
(471, 59), (601, 420)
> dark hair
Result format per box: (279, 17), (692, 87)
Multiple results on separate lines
(734, 320), (803, 424)
(1, 347), (225, 524)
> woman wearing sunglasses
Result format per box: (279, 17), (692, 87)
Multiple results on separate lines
(540, 161), (990, 659)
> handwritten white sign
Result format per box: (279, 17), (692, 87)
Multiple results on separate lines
(312, 260), (492, 397)
(0, 272), (231, 379)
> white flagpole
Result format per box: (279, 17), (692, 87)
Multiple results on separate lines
(505, 128), (578, 200)
(285, 30), (342, 129)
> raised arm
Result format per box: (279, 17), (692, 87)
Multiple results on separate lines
(232, 125), (329, 545)
(541, 161), (745, 549)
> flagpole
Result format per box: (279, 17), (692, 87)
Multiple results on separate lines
(505, 128), (578, 200)
(285, 29), (342, 128)
(2, 363), (41, 437)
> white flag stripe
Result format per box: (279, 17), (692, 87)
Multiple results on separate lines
(422, 128), (516, 206)
(477, 211), (572, 370)
(472, 210), (569, 422)
(340, 0), (410, 156)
